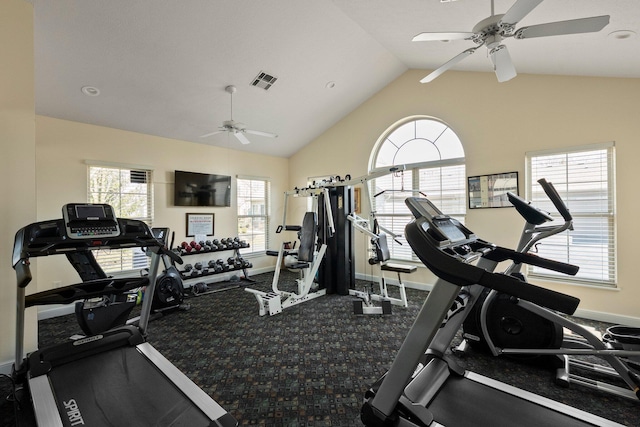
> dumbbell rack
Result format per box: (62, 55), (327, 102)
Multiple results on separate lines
(176, 238), (254, 289)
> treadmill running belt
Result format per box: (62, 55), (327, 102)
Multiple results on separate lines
(48, 345), (212, 427)
(428, 376), (594, 427)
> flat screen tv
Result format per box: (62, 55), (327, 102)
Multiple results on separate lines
(174, 170), (231, 207)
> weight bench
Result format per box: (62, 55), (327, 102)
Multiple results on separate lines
(351, 233), (415, 314)
(246, 212), (327, 316)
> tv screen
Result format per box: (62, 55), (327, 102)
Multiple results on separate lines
(174, 170), (231, 207)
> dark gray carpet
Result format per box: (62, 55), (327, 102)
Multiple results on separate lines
(2, 270), (639, 426)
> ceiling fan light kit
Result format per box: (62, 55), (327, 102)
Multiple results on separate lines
(414, 0), (610, 83)
(199, 85), (278, 145)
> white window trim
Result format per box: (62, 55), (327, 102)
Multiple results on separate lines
(237, 175), (270, 257)
(525, 142), (616, 288)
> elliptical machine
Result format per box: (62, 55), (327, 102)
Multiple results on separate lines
(458, 179), (640, 401)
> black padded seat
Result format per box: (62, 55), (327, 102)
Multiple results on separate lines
(381, 263), (417, 274)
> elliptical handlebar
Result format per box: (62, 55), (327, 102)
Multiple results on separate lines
(538, 178), (573, 222)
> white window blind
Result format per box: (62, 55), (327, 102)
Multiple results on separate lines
(526, 143), (616, 286)
(87, 165), (154, 273)
(237, 177), (270, 254)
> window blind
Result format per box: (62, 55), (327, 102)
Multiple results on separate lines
(527, 143), (615, 286)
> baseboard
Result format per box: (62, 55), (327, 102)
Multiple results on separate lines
(573, 308), (640, 328)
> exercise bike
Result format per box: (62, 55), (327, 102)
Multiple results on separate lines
(74, 227), (189, 335)
(457, 179), (640, 401)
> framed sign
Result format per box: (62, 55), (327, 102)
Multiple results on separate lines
(186, 213), (214, 237)
(468, 171), (518, 209)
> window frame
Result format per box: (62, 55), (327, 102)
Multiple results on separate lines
(86, 162), (154, 275)
(525, 142), (616, 287)
(369, 116), (466, 262)
(236, 175), (270, 256)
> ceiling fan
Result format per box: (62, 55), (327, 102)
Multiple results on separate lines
(413, 0), (610, 83)
(199, 85), (278, 145)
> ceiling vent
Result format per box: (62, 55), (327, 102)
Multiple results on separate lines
(251, 72), (278, 90)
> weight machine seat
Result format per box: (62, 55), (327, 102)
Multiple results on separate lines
(376, 234), (416, 275)
(381, 263), (417, 274)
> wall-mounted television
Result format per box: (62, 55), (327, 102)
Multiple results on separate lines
(174, 170), (231, 207)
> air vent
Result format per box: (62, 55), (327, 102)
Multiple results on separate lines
(251, 72), (278, 90)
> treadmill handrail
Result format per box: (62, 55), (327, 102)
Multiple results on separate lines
(12, 218), (162, 289)
(24, 276), (150, 307)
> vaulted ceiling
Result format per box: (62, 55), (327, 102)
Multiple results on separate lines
(32, 0), (640, 157)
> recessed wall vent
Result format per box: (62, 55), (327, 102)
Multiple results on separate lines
(251, 72), (278, 90)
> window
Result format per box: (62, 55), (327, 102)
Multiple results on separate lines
(526, 142), (615, 287)
(370, 116), (466, 261)
(87, 164), (153, 273)
(237, 177), (270, 254)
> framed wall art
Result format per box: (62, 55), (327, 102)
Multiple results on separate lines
(186, 213), (214, 237)
(468, 171), (518, 209)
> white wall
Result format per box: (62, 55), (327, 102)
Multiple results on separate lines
(290, 69), (640, 324)
(0, 0), (36, 370)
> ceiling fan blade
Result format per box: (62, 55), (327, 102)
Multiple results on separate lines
(515, 15), (610, 39)
(490, 45), (517, 83)
(501, 0), (543, 25)
(199, 130), (225, 138)
(233, 131), (252, 145)
(412, 32), (474, 42)
(245, 129), (278, 138)
(420, 47), (478, 83)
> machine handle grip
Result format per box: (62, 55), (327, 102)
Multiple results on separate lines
(15, 259), (32, 288)
(162, 247), (183, 265)
(538, 178), (572, 222)
(478, 271), (580, 315)
(486, 247), (579, 276)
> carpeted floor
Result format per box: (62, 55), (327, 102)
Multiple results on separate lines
(2, 270), (639, 426)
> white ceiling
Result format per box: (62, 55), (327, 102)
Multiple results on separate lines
(32, 0), (640, 158)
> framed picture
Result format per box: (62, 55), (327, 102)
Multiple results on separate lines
(468, 171), (518, 209)
(186, 213), (214, 237)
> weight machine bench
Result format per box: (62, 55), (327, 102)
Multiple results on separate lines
(246, 211), (327, 316)
(351, 233), (416, 315)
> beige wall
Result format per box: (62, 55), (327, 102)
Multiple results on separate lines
(290, 69), (640, 324)
(3, 3), (640, 368)
(1, 0), (37, 367)
(35, 116), (287, 290)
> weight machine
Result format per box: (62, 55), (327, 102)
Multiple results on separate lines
(245, 187), (334, 316)
(317, 166), (417, 315)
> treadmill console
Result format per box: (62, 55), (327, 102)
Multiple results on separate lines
(405, 197), (475, 247)
(63, 203), (120, 239)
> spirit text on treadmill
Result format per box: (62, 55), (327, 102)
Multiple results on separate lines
(63, 399), (85, 426)
(72, 334), (103, 346)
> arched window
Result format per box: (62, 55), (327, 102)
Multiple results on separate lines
(369, 116), (466, 260)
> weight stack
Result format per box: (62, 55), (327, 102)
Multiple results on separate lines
(317, 185), (355, 295)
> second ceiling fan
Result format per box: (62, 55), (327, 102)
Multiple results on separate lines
(200, 85), (278, 145)
(414, 0), (610, 83)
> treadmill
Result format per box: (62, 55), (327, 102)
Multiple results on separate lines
(360, 196), (624, 427)
(12, 203), (237, 427)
